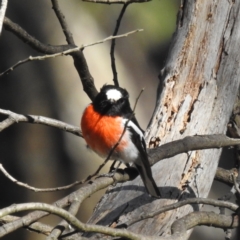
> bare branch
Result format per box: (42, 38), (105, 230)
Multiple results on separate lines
(1, 202), (238, 240)
(3, 16), (97, 101)
(0, 29), (143, 78)
(2, 108), (240, 170)
(0, 163), (92, 192)
(3, 17), (74, 54)
(0, 154), (130, 192)
(51, 0), (75, 44)
(0, 215), (52, 236)
(46, 199), (81, 239)
(148, 134), (240, 165)
(0, 203), (147, 239)
(2, 16), (142, 101)
(0, 172), (132, 238)
(171, 212), (238, 237)
(0, 203), (141, 239)
(2, 108), (240, 169)
(110, 3), (130, 87)
(0, 0), (7, 34)
(0, 108), (82, 136)
(215, 167), (238, 186)
(126, 197), (238, 226)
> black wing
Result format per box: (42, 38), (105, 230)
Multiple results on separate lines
(127, 125), (161, 198)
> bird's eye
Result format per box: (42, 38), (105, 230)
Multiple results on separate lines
(117, 98), (125, 103)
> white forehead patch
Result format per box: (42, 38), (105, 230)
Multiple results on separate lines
(106, 89), (122, 101)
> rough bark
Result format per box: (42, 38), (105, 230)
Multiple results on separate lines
(85, 0), (240, 238)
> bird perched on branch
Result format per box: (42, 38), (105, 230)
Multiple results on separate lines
(81, 84), (160, 198)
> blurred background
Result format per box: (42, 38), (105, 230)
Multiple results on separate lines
(0, 0), (237, 239)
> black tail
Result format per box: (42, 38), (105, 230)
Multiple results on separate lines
(134, 156), (161, 198)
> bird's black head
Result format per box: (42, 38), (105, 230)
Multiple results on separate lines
(93, 85), (133, 117)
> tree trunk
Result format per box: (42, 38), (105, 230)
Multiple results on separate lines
(87, 0), (240, 238)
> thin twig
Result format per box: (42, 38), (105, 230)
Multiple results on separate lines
(126, 198), (239, 226)
(0, 108), (82, 136)
(0, 160), (123, 192)
(51, 0), (75, 44)
(3, 108), (240, 170)
(3, 17), (73, 54)
(0, 29), (143, 77)
(4, 109), (240, 168)
(0, 163), (88, 192)
(0, 203), (144, 240)
(3, 16), (97, 101)
(0, 176), (119, 238)
(110, 3), (130, 87)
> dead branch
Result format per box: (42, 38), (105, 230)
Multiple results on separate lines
(215, 167), (238, 186)
(0, 215), (52, 236)
(46, 199), (81, 239)
(110, 3), (130, 87)
(0, 172), (132, 238)
(148, 134), (240, 165)
(0, 29), (143, 78)
(171, 212), (238, 237)
(0, 163), (93, 192)
(3, 17), (73, 54)
(2, 108), (240, 169)
(3, 16), (97, 101)
(51, 0), (75, 45)
(126, 198), (238, 226)
(0, 203), (147, 240)
(0, 108), (82, 136)
(1, 201), (237, 240)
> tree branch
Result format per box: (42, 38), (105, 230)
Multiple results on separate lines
(110, 3), (130, 87)
(0, 215), (52, 236)
(1, 202), (237, 240)
(2, 108), (240, 170)
(0, 202), (147, 240)
(215, 167), (238, 186)
(0, 172), (132, 238)
(51, 0), (75, 45)
(0, 163), (95, 192)
(3, 16), (97, 101)
(0, 108), (82, 136)
(3, 17), (74, 54)
(0, 28), (143, 78)
(148, 134), (240, 165)
(0, 0), (7, 34)
(126, 198), (238, 226)
(46, 199), (81, 239)
(171, 212), (238, 237)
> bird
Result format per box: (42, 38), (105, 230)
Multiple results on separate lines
(81, 84), (160, 198)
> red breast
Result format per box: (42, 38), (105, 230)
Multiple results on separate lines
(81, 104), (127, 157)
